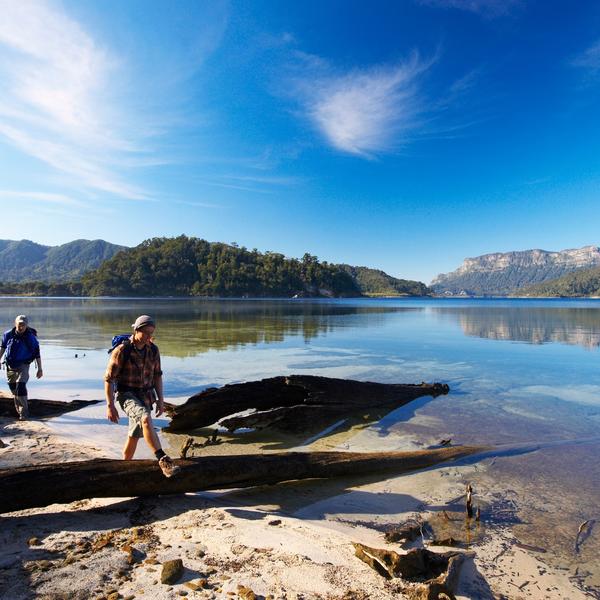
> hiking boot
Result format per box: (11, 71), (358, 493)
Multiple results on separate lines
(158, 455), (181, 478)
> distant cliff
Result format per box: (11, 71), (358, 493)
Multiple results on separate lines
(0, 239), (126, 282)
(431, 246), (600, 296)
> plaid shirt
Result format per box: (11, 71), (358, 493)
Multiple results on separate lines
(104, 339), (162, 392)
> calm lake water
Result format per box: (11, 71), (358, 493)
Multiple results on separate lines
(1, 297), (599, 592)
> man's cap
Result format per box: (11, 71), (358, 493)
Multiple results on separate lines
(15, 315), (28, 326)
(132, 315), (155, 330)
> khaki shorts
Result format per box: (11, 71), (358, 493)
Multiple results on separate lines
(6, 363), (30, 384)
(117, 391), (152, 439)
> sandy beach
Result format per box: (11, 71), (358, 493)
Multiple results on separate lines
(0, 412), (594, 600)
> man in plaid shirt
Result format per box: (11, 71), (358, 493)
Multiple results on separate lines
(104, 315), (180, 478)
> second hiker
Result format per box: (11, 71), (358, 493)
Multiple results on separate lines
(0, 315), (43, 420)
(104, 314), (180, 478)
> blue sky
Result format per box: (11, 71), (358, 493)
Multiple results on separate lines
(1, 0), (600, 283)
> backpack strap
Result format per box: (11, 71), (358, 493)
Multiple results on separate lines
(22, 330), (37, 360)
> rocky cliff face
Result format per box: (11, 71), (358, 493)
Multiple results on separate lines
(432, 246), (600, 296)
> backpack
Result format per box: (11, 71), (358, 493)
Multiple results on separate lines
(3, 327), (38, 368)
(108, 334), (158, 362)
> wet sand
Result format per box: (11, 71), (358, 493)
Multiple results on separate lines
(1, 414), (596, 600)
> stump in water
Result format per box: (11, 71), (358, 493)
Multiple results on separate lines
(0, 445), (486, 514)
(165, 375), (449, 433)
(0, 393), (99, 419)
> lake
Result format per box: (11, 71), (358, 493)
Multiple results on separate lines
(1, 297), (599, 593)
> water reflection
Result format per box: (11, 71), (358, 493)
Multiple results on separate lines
(0, 298), (419, 357)
(433, 306), (600, 349)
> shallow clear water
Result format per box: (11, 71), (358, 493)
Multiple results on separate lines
(1, 297), (599, 591)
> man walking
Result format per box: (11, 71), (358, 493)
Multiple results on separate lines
(104, 315), (180, 478)
(0, 315), (43, 420)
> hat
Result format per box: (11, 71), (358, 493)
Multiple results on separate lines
(132, 315), (155, 330)
(15, 315), (28, 326)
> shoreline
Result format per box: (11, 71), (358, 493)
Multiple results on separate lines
(1, 415), (594, 599)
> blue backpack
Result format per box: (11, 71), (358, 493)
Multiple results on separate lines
(108, 334), (158, 361)
(108, 334), (132, 354)
(3, 327), (38, 368)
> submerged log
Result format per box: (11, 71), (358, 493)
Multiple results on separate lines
(0, 393), (99, 419)
(0, 445), (485, 514)
(165, 375), (450, 433)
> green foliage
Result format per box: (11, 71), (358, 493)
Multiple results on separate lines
(514, 266), (600, 297)
(80, 236), (363, 297)
(0, 239), (125, 282)
(339, 264), (429, 296)
(0, 280), (83, 296)
(1, 236), (431, 298)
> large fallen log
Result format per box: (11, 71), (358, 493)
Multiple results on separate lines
(165, 375), (450, 433)
(0, 445), (485, 514)
(0, 393), (99, 419)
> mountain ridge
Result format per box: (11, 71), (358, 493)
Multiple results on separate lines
(0, 239), (126, 282)
(431, 245), (600, 296)
(0, 236), (429, 298)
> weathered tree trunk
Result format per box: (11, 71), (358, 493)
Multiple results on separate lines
(0, 445), (485, 514)
(165, 375), (450, 433)
(0, 393), (99, 419)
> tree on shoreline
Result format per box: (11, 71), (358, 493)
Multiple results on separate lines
(0, 235), (429, 298)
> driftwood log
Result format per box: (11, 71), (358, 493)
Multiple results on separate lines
(0, 393), (99, 419)
(165, 375), (450, 433)
(353, 542), (468, 600)
(0, 445), (485, 514)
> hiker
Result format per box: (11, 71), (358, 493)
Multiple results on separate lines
(0, 315), (43, 420)
(104, 315), (180, 478)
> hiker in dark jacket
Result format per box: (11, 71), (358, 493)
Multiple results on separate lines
(0, 315), (43, 420)
(104, 315), (180, 478)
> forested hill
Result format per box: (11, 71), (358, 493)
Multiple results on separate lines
(339, 264), (429, 296)
(77, 236), (429, 298)
(514, 266), (600, 297)
(0, 239), (125, 282)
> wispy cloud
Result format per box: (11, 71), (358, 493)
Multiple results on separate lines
(291, 52), (434, 158)
(194, 173), (301, 194)
(416, 0), (521, 17)
(571, 40), (600, 74)
(0, 1), (226, 202)
(0, 190), (83, 207)
(0, 1), (148, 199)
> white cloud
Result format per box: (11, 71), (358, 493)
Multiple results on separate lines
(417, 0), (521, 17)
(0, 1), (225, 202)
(571, 40), (600, 73)
(0, 1), (146, 198)
(295, 53), (432, 157)
(0, 190), (83, 207)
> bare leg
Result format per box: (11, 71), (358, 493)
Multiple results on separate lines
(122, 436), (139, 460)
(141, 414), (161, 454)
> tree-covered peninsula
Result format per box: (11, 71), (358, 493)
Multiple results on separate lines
(0, 236), (430, 298)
